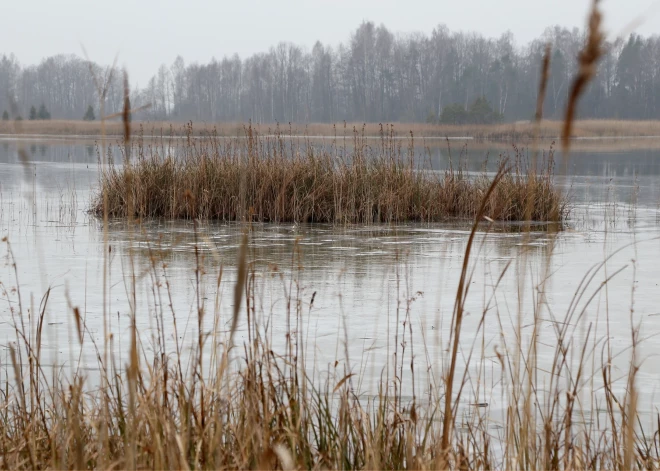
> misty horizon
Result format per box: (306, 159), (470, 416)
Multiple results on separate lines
(0, 17), (649, 85)
(5, 0), (660, 85)
(1, 19), (658, 124)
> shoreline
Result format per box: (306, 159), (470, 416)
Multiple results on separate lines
(5, 131), (660, 154)
(3, 119), (660, 140)
(8, 132), (660, 141)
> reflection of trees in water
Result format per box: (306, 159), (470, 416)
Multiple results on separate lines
(0, 141), (124, 164)
(417, 146), (660, 178)
(4, 140), (660, 180)
(233, 138), (660, 179)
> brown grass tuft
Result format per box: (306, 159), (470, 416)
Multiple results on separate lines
(91, 125), (568, 224)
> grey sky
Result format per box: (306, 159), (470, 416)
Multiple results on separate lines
(4, 0), (659, 86)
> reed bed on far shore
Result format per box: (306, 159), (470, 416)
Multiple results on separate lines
(267, 119), (660, 140)
(91, 124), (568, 224)
(8, 118), (660, 141)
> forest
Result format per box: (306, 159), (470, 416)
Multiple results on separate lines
(0, 21), (655, 124)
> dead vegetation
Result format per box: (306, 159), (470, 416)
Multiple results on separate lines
(91, 124), (567, 224)
(9, 118), (660, 140)
(0, 222), (653, 470)
(1, 1), (654, 469)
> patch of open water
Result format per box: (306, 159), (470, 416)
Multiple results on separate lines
(0, 138), (659, 435)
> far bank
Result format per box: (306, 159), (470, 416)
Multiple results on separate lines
(4, 119), (660, 141)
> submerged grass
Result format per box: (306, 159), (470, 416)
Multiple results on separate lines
(91, 124), (568, 224)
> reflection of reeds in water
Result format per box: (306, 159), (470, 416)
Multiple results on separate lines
(92, 125), (568, 224)
(0, 1), (653, 469)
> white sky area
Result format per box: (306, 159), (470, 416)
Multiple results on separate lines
(3, 0), (660, 86)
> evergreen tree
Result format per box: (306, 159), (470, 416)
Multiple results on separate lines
(468, 97), (502, 124)
(29, 106), (37, 120)
(1, 110), (8, 121)
(439, 98), (502, 125)
(38, 104), (51, 120)
(439, 104), (468, 125)
(83, 105), (95, 121)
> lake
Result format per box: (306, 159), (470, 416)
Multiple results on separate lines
(0, 136), (659, 433)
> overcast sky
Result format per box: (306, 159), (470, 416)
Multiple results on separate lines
(3, 0), (659, 86)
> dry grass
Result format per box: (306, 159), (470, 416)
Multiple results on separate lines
(562, 0), (604, 153)
(299, 120), (660, 140)
(3, 3), (655, 469)
(10, 133), (660, 155)
(90, 125), (567, 224)
(9, 119), (660, 140)
(274, 120), (660, 140)
(0, 216), (654, 469)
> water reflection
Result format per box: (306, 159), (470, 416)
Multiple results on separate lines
(2, 136), (660, 178)
(0, 139), (658, 429)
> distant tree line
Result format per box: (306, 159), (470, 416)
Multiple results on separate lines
(0, 54), (125, 122)
(0, 23), (659, 123)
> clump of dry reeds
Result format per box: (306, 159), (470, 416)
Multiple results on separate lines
(91, 125), (568, 224)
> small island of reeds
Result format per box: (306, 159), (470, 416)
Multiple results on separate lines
(92, 124), (568, 224)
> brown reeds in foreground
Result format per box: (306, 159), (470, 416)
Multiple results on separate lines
(0, 218), (655, 469)
(562, 0), (604, 153)
(91, 125), (568, 224)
